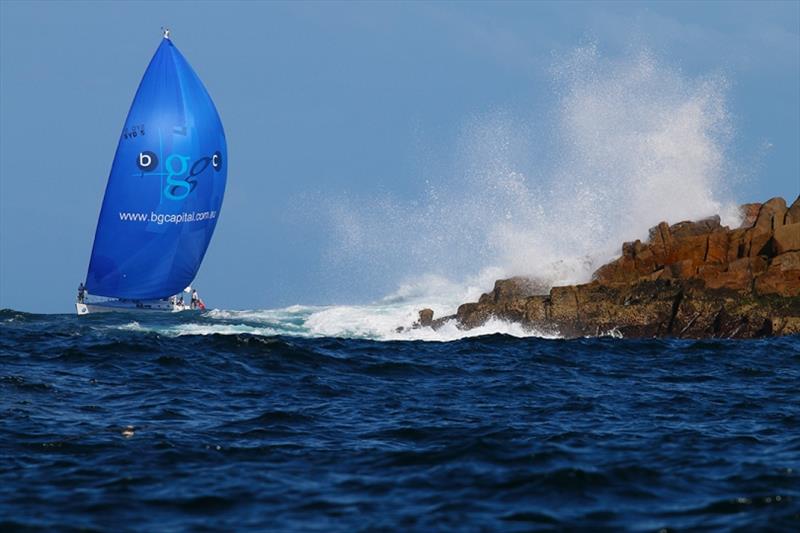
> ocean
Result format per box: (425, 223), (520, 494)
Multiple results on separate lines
(1, 307), (798, 531)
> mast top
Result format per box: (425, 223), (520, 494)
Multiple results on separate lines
(162, 27), (170, 39)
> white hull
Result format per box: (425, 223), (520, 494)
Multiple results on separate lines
(76, 299), (191, 315)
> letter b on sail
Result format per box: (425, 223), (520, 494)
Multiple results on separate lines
(137, 151), (158, 171)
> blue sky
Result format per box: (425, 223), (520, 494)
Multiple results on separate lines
(1, 1), (798, 313)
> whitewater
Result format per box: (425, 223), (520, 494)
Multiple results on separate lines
(181, 46), (743, 342)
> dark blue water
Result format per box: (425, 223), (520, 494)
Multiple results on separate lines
(2, 309), (799, 531)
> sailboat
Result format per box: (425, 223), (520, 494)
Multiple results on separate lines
(77, 29), (227, 315)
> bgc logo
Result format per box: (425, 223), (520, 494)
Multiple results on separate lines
(137, 150), (223, 200)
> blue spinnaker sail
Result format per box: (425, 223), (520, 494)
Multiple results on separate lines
(86, 37), (227, 299)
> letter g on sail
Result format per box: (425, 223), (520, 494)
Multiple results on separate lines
(164, 153), (192, 200)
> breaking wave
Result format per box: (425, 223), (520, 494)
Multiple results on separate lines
(317, 45), (740, 338)
(129, 301), (552, 342)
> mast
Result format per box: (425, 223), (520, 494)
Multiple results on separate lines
(84, 33), (227, 300)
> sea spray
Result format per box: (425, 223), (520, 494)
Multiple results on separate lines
(286, 46), (744, 339)
(325, 46), (738, 299)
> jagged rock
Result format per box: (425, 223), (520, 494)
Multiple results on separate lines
(773, 223), (800, 254)
(445, 196), (800, 339)
(670, 215), (722, 238)
(775, 250), (800, 270)
(739, 203), (762, 228)
(479, 277), (550, 303)
(785, 196), (800, 224)
(417, 308), (434, 327)
(524, 296), (548, 322)
(755, 197), (787, 231)
(754, 251), (800, 297)
(549, 286), (579, 321)
(747, 225), (773, 258)
(706, 230), (729, 263)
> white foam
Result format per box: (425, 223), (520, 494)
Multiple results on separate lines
(323, 46), (739, 299)
(113, 47), (743, 343)
(115, 322), (283, 338)
(204, 303), (556, 341)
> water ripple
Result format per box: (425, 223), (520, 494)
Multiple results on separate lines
(1, 310), (798, 530)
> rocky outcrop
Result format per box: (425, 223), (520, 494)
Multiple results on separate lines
(428, 196), (800, 338)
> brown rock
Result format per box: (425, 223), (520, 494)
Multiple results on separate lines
(700, 269), (752, 292)
(775, 316), (800, 335)
(449, 196), (799, 339)
(622, 241), (636, 259)
(641, 217), (721, 267)
(456, 302), (490, 329)
(754, 197), (787, 231)
(747, 226), (773, 258)
(785, 196), (800, 224)
(647, 222), (674, 263)
(699, 256), (765, 293)
(726, 228), (749, 261)
(645, 268), (668, 281)
(705, 230), (729, 263)
(670, 234), (709, 266)
(593, 256), (640, 284)
(773, 223), (800, 254)
(728, 256), (767, 275)
(497, 298), (530, 323)
(669, 215), (721, 238)
(634, 246), (657, 272)
(754, 265), (800, 297)
(756, 251), (800, 296)
(490, 277), (549, 302)
(669, 259), (696, 279)
(697, 264), (725, 277)
(738, 203), (761, 228)
(773, 251), (800, 271)
(549, 286), (579, 321)
(525, 296), (548, 322)
(417, 308), (434, 327)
